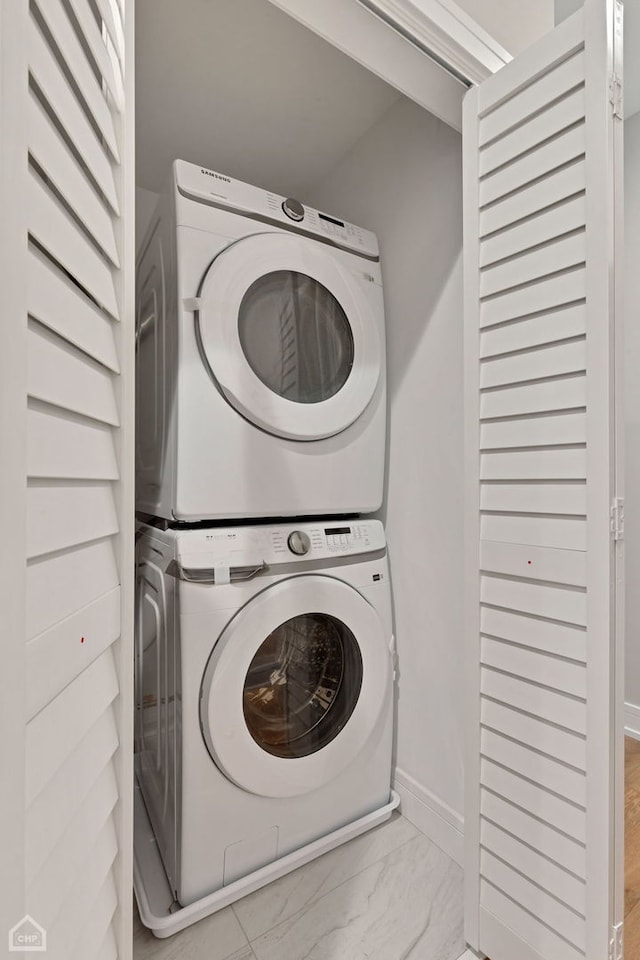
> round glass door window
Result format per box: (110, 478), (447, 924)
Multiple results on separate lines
(238, 271), (354, 404)
(242, 613), (363, 759)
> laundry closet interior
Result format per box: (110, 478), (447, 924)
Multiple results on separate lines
(0, 0), (635, 955)
(133, 0), (469, 954)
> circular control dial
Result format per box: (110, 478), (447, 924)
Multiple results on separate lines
(282, 198), (305, 222)
(287, 530), (311, 555)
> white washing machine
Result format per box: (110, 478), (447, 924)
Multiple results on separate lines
(135, 518), (395, 913)
(136, 160), (386, 522)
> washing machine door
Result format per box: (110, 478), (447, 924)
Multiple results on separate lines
(199, 575), (392, 798)
(196, 233), (381, 440)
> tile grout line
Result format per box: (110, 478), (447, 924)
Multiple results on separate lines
(231, 899), (253, 945)
(246, 826), (438, 945)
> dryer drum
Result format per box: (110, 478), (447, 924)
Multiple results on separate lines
(242, 613), (363, 760)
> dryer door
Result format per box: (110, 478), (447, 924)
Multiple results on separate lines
(200, 575), (392, 798)
(196, 233), (381, 440)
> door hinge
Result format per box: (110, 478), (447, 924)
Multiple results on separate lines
(609, 74), (623, 119)
(609, 921), (623, 960)
(611, 498), (625, 541)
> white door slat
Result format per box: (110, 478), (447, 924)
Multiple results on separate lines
(480, 574), (586, 625)
(481, 851), (585, 950)
(481, 606), (586, 661)
(27, 764), (117, 926)
(479, 50), (585, 147)
(95, 0), (125, 65)
(28, 245), (119, 371)
(480, 882), (585, 960)
(481, 788), (586, 877)
(480, 266), (586, 327)
(47, 820), (118, 957)
(480, 540), (586, 587)
(26, 538), (118, 639)
(481, 448), (587, 481)
(480, 340), (586, 389)
(26, 587), (120, 721)
(480, 375), (587, 420)
(28, 320), (119, 426)
(104, 31), (126, 111)
(27, 481), (118, 560)
(480, 196), (586, 269)
(480, 305), (586, 358)
(93, 927), (118, 960)
(482, 730), (586, 808)
(481, 820), (586, 915)
(476, 10), (584, 118)
(481, 640), (587, 701)
(481, 668), (586, 734)
(28, 91), (119, 265)
(31, 0), (119, 161)
(26, 709), (118, 885)
(481, 699), (586, 770)
(481, 514), (586, 551)
(481, 759), (586, 842)
(481, 411), (586, 449)
(478, 151), (586, 230)
(25, 649), (118, 805)
(29, 171), (119, 318)
(28, 17), (119, 212)
(28, 401), (119, 480)
(480, 481), (587, 516)
(480, 87), (585, 178)
(65, 0), (120, 104)
(71, 875), (119, 960)
(480, 232), (585, 299)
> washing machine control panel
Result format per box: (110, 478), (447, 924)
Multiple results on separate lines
(271, 521), (384, 561)
(175, 520), (385, 571)
(174, 159), (379, 258)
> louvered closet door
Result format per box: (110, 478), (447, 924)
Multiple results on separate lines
(0, 0), (134, 958)
(463, 2), (623, 959)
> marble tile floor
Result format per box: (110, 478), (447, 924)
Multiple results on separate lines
(133, 811), (466, 960)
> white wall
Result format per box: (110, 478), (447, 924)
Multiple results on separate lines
(454, 0), (554, 54)
(554, 0), (583, 25)
(136, 185), (159, 252)
(308, 97), (465, 854)
(625, 111), (640, 733)
(136, 0), (400, 198)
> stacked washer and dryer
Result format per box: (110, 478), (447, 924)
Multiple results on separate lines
(134, 160), (397, 936)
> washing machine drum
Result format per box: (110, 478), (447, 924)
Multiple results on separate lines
(196, 233), (381, 441)
(199, 576), (392, 798)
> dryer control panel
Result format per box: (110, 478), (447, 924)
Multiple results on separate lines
(173, 159), (379, 259)
(175, 519), (385, 571)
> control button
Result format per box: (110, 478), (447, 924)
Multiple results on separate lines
(282, 198), (304, 222)
(287, 530), (311, 555)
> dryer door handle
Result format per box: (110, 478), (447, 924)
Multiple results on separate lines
(165, 559), (267, 584)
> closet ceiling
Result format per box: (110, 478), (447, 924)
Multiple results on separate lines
(135, 0), (403, 199)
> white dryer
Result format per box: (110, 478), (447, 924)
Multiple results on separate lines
(135, 519), (394, 911)
(136, 160), (386, 522)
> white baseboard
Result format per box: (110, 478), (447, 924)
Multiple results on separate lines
(393, 768), (464, 866)
(625, 701), (640, 740)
